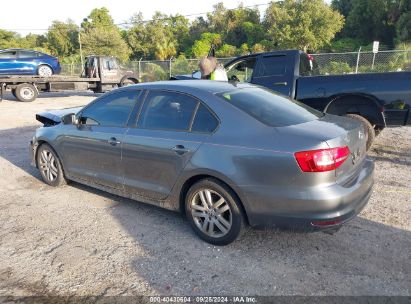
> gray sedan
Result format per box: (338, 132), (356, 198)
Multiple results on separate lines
(30, 80), (374, 245)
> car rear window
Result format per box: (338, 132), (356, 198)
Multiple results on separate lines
(216, 87), (322, 127)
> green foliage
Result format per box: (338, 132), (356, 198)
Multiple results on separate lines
(263, 0), (344, 52)
(326, 38), (363, 52)
(127, 12), (189, 60)
(239, 43), (250, 55)
(216, 44), (237, 57)
(81, 8), (130, 61)
(332, 0), (411, 46)
(319, 61), (353, 74)
(191, 33), (222, 58)
(171, 55), (199, 75)
(81, 27), (131, 61)
(396, 12), (411, 42)
(141, 62), (167, 82)
(46, 20), (79, 57)
(81, 7), (114, 29)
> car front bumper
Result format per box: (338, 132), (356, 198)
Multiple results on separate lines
(242, 157), (375, 230)
(29, 139), (38, 168)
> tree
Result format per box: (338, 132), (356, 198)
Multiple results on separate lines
(396, 11), (411, 42)
(216, 44), (237, 57)
(333, 0), (411, 46)
(46, 20), (79, 57)
(0, 29), (21, 49)
(263, 0), (344, 52)
(191, 33), (221, 58)
(81, 8), (130, 61)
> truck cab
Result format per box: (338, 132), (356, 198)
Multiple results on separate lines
(83, 55), (138, 91)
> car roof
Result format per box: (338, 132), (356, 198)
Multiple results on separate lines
(131, 80), (256, 94)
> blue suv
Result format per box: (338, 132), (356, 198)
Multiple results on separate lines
(0, 49), (61, 76)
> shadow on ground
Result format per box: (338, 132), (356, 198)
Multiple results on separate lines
(1, 91), (99, 103)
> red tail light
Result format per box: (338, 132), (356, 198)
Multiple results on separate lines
(294, 146), (350, 172)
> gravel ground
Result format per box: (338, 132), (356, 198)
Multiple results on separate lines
(0, 92), (410, 297)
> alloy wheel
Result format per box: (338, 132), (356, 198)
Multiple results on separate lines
(191, 189), (232, 237)
(38, 66), (53, 77)
(39, 149), (58, 182)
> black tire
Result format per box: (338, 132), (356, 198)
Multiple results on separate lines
(15, 83), (38, 102)
(346, 114), (375, 151)
(119, 77), (138, 87)
(36, 143), (67, 187)
(185, 178), (244, 245)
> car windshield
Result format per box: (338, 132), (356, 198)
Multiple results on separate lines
(216, 87), (323, 127)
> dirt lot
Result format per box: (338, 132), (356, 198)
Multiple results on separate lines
(0, 92), (410, 297)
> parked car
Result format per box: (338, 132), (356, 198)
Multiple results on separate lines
(173, 50), (411, 150)
(0, 48), (61, 76)
(30, 81), (374, 245)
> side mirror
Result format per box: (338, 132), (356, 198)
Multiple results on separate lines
(61, 113), (76, 125)
(192, 70), (201, 79)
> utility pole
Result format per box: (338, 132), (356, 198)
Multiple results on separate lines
(78, 31), (84, 69)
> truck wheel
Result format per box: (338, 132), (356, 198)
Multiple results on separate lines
(15, 83), (38, 102)
(119, 77), (138, 87)
(38, 65), (53, 77)
(346, 114), (375, 151)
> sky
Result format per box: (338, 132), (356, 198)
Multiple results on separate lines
(1, 0), (274, 36)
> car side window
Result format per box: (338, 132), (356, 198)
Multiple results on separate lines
(254, 55), (286, 77)
(19, 51), (35, 58)
(138, 91), (198, 131)
(103, 58), (117, 70)
(80, 90), (141, 127)
(226, 57), (257, 82)
(191, 104), (219, 133)
(0, 51), (17, 59)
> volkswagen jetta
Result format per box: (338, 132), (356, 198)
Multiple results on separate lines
(30, 81), (374, 245)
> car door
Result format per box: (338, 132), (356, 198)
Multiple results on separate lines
(17, 50), (38, 74)
(121, 90), (212, 200)
(225, 56), (257, 83)
(0, 51), (19, 74)
(100, 57), (121, 83)
(58, 89), (142, 190)
(252, 54), (294, 96)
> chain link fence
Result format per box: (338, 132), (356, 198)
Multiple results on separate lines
(311, 50), (411, 75)
(60, 50), (411, 80)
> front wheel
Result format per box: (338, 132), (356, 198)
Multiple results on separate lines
(345, 114), (375, 151)
(36, 144), (67, 187)
(185, 179), (244, 245)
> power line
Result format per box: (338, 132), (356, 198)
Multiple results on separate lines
(1, 2), (272, 32)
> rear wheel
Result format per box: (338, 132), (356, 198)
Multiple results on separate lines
(15, 83), (38, 102)
(36, 143), (67, 187)
(185, 179), (244, 245)
(346, 114), (375, 151)
(38, 65), (53, 77)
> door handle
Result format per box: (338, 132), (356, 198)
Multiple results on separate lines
(274, 82), (287, 86)
(171, 145), (189, 155)
(108, 137), (120, 146)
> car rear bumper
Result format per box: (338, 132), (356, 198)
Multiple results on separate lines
(242, 157), (374, 230)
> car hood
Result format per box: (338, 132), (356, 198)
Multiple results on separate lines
(36, 106), (83, 126)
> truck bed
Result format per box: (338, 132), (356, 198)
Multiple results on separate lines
(0, 75), (100, 83)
